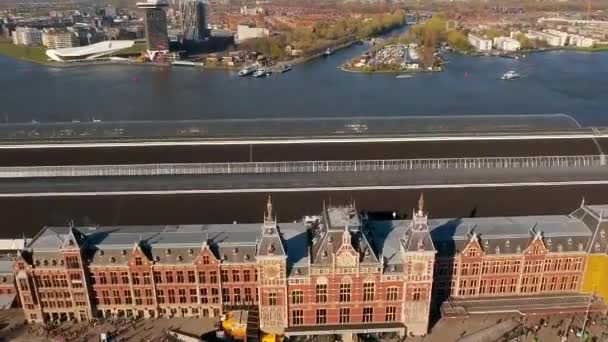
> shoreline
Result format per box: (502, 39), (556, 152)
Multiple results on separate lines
(340, 65), (439, 74)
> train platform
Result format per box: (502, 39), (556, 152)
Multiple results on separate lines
(442, 294), (606, 317)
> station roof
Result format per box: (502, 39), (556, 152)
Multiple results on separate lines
(0, 114), (589, 144)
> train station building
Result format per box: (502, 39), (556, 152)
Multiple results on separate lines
(10, 196), (608, 339)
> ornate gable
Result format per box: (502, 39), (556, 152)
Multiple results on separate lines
(335, 226), (358, 267)
(128, 242), (152, 267)
(460, 232), (485, 258)
(195, 241), (219, 266)
(60, 226), (84, 251)
(525, 231), (548, 255)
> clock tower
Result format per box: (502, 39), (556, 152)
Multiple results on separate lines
(400, 194), (436, 336)
(256, 197), (288, 334)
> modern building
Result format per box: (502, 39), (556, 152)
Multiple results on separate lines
(240, 6), (265, 16)
(11, 27), (43, 46)
(467, 33), (492, 51)
(178, 0), (208, 41)
(568, 34), (595, 48)
(526, 30), (566, 47)
(42, 29), (80, 49)
(137, 0), (170, 54)
(12, 197), (608, 339)
(236, 24), (269, 43)
(493, 36), (521, 51)
(45, 40), (135, 62)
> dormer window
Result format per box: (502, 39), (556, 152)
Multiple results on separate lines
(365, 248), (370, 256)
(595, 243), (600, 251)
(516, 245), (522, 253)
(60, 260), (64, 266)
(154, 256), (160, 262)
(121, 250), (127, 256)
(244, 254), (250, 261)
(68, 239), (74, 246)
(233, 248), (239, 254)
(51, 260), (57, 266)
(505, 240), (510, 248)
(222, 254), (227, 261)
(296, 269), (301, 275)
(43, 260), (48, 266)
(601, 230), (606, 238)
(188, 249), (194, 255)
(322, 250), (328, 258)
(166, 249), (171, 255)
(35, 260), (40, 266)
(579, 243), (584, 251)
(495, 246), (500, 254)
(99, 250), (104, 256)
(547, 238), (552, 245)
(1, 277), (6, 283)
(110, 257), (116, 263)
(177, 255), (183, 262)
(557, 244), (563, 252)
(391, 265), (397, 272)
(568, 238), (573, 245)
(484, 240), (489, 247)
(268, 244), (275, 254)
(328, 236), (333, 243)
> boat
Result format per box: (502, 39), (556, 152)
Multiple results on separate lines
(279, 64), (293, 73)
(253, 68), (269, 78)
(396, 74), (413, 79)
(323, 48), (332, 57)
(238, 65), (257, 76)
(172, 60), (204, 67)
(501, 70), (520, 80)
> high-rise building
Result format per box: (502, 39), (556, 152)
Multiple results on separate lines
(178, 0), (208, 41)
(137, 0), (170, 53)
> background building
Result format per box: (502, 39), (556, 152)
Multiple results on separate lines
(236, 24), (269, 43)
(42, 29), (80, 49)
(467, 33), (492, 51)
(493, 36), (521, 51)
(178, 0), (208, 41)
(12, 27), (43, 46)
(137, 0), (170, 53)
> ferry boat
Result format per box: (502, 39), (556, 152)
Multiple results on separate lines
(238, 65), (257, 76)
(253, 68), (269, 78)
(279, 64), (293, 73)
(501, 70), (520, 80)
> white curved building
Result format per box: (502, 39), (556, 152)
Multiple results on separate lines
(46, 40), (135, 62)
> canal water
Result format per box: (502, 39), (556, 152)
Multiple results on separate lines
(1, 39), (608, 126)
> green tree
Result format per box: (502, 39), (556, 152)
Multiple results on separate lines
(446, 30), (471, 52)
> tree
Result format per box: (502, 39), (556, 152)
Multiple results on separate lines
(446, 30), (472, 52)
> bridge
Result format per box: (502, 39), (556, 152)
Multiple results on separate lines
(0, 155), (605, 178)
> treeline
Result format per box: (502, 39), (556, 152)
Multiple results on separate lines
(399, 15), (473, 52)
(288, 10), (406, 50)
(240, 10), (406, 61)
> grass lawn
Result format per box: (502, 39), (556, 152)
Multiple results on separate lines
(0, 39), (49, 64)
(116, 40), (147, 55)
(573, 45), (608, 52)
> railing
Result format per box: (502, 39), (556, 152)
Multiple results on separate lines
(0, 155), (605, 178)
